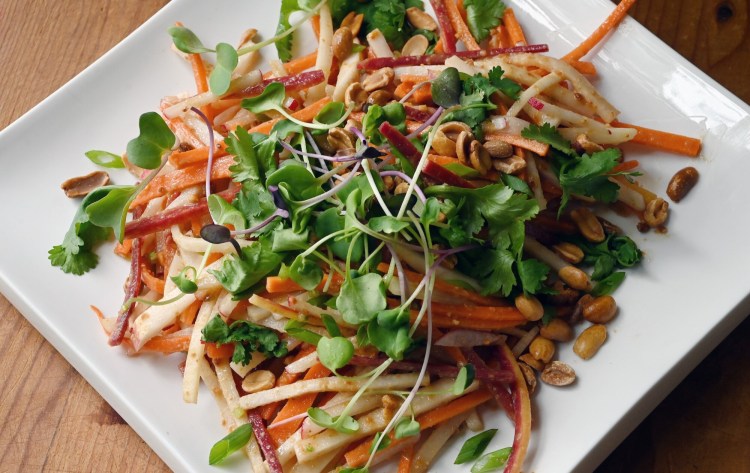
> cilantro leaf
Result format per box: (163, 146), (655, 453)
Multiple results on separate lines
(470, 248), (516, 296)
(85, 150), (124, 168)
(517, 257), (551, 295)
(209, 237), (283, 294)
(362, 102), (406, 145)
(234, 181), (282, 235)
(275, 0), (300, 62)
(488, 66), (522, 100)
(226, 127), (261, 182)
(463, 0), (506, 42)
(521, 123), (573, 155)
(357, 0), (411, 49)
(558, 148), (622, 211)
(202, 316), (287, 365)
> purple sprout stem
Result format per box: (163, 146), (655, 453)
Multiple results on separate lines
(406, 106), (444, 139)
(379, 170), (427, 203)
(190, 107), (215, 213)
(348, 126), (367, 144)
(305, 130), (334, 188)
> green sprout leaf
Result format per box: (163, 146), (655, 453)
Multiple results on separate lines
(85, 185), (137, 242)
(369, 432), (392, 453)
(125, 112), (175, 169)
(209, 42), (239, 95)
(307, 407), (360, 434)
(455, 429), (498, 464)
(242, 81), (286, 114)
(285, 320), (323, 346)
(367, 216), (410, 234)
(471, 447), (512, 473)
(453, 364), (476, 395)
(321, 314), (341, 338)
(85, 150), (124, 168)
(431, 67), (461, 108)
(207, 194), (246, 231)
(338, 273), (387, 325)
(316, 336), (354, 372)
(591, 271), (626, 296)
(394, 418), (420, 439)
(208, 423), (253, 465)
(170, 267), (198, 294)
(168, 26), (214, 54)
(287, 254), (324, 290)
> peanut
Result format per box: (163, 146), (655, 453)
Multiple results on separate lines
(667, 166), (699, 202)
(241, 370), (276, 394)
(644, 198), (669, 228)
(519, 353), (545, 371)
(573, 324), (607, 360)
(583, 295), (618, 324)
(405, 7), (438, 30)
(570, 207), (605, 242)
(558, 266), (592, 292)
(332, 27), (353, 60)
(540, 318), (574, 342)
(529, 336), (555, 364)
(362, 67), (395, 92)
(553, 242), (584, 264)
(540, 361), (576, 386)
(515, 294), (544, 321)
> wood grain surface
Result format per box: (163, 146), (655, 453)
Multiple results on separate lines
(0, 0), (748, 472)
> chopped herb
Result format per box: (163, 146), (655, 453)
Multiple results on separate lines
(455, 429), (498, 464)
(202, 316), (287, 365)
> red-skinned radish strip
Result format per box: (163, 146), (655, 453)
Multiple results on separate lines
(348, 356), (514, 384)
(228, 69), (325, 99)
(109, 236), (142, 346)
(436, 329), (506, 347)
(497, 342), (532, 473)
(429, 0), (457, 54)
(357, 44), (549, 70)
(379, 121), (422, 165)
(248, 410), (284, 473)
(422, 160), (474, 188)
(405, 105), (436, 122)
(124, 186), (240, 239)
(463, 348), (514, 418)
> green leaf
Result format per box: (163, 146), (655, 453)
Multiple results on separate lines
(321, 314), (341, 338)
(125, 112), (175, 169)
(202, 316), (287, 364)
(592, 254), (616, 281)
(591, 271), (626, 296)
(171, 267), (198, 294)
(226, 127), (261, 182)
(209, 237), (283, 294)
(517, 258), (550, 295)
(376, 306), (409, 328)
(311, 101), (347, 135)
(208, 194), (246, 231)
(338, 273), (387, 325)
(443, 162), (481, 178)
(315, 208), (363, 262)
(471, 447), (512, 473)
(234, 181), (281, 235)
(272, 228), (309, 252)
(84, 185), (137, 242)
(209, 42), (239, 95)
(455, 429), (498, 464)
(487, 66), (522, 101)
(370, 432), (392, 453)
(453, 364), (475, 395)
(285, 320), (323, 345)
(85, 150), (124, 168)
(521, 123), (573, 155)
(242, 81), (286, 114)
(501, 174), (532, 196)
(208, 423), (253, 465)
(463, 0), (506, 42)
(367, 319), (412, 360)
(557, 148), (622, 212)
(358, 0), (412, 49)
(431, 67), (462, 108)
(317, 336), (354, 372)
(362, 102), (406, 146)
(168, 26), (214, 54)
(394, 418), (420, 439)
(420, 197), (442, 227)
(367, 216), (410, 234)
(288, 255), (324, 290)
(298, 0), (321, 11)
(307, 407), (360, 434)
(275, 0), (300, 62)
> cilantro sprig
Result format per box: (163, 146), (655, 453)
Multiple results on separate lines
(201, 316), (287, 365)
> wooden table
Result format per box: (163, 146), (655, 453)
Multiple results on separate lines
(1, 1), (748, 471)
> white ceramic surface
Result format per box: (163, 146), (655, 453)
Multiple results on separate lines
(1, 1), (749, 472)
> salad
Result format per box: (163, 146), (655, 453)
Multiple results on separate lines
(49, 0), (702, 471)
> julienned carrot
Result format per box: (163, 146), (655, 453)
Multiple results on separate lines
(284, 51), (317, 75)
(311, 14), (321, 39)
(490, 24), (512, 49)
(614, 121), (701, 157)
(269, 363), (331, 445)
(397, 444), (414, 473)
(375, 262), (506, 306)
(140, 265), (165, 294)
(180, 299), (202, 326)
(265, 272), (345, 294)
(407, 307), (526, 331)
(205, 341), (234, 360)
(247, 97), (331, 135)
(344, 389), (493, 467)
(611, 160), (640, 174)
(567, 59), (597, 75)
(130, 155), (234, 208)
(399, 74), (431, 84)
(169, 141), (228, 169)
(114, 239), (133, 258)
(444, 0), (480, 50)
(260, 345), (317, 421)
(563, 0), (637, 61)
(503, 8), (527, 46)
(175, 22), (209, 95)
(429, 302), (524, 321)
(484, 132), (550, 156)
(138, 334), (192, 354)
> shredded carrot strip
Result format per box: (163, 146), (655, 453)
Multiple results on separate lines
(247, 97), (331, 135)
(434, 38), (444, 54)
(611, 160), (640, 174)
(397, 444), (415, 473)
(503, 8), (527, 46)
(567, 59), (597, 75)
(139, 334), (192, 354)
(285, 51), (318, 74)
(169, 142), (228, 169)
(614, 121), (701, 157)
(141, 265), (165, 294)
(265, 272), (345, 295)
(444, 0), (480, 50)
(180, 299), (202, 327)
(269, 363), (331, 446)
(563, 0), (637, 61)
(114, 239), (133, 258)
(399, 74), (431, 84)
(311, 14), (321, 40)
(484, 132), (550, 156)
(260, 345), (317, 421)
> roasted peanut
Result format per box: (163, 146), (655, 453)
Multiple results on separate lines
(484, 139), (514, 159)
(382, 394), (402, 420)
(469, 140), (492, 174)
(492, 155), (526, 174)
(667, 166), (699, 202)
(573, 133), (604, 155)
(432, 122), (472, 156)
(570, 207), (605, 242)
(541, 361), (576, 386)
(332, 27), (353, 60)
(241, 370), (276, 394)
(540, 318), (574, 342)
(61, 170), (110, 198)
(573, 324), (607, 360)
(340, 12), (364, 36)
(518, 362), (537, 394)
(401, 34), (429, 56)
(327, 127), (355, 152)
(515, 294), (544, 321)
(344, 82), (368, 111)
(455, 131), (472, 166)
(553, 242), (584, 264)
(366, 89), (393, 106)
(382, 175), (395, 191)
(394, 182), (410, 194)
(406, 7), (438, 30)
(583, 295), (617, 324)
(519, 353), (545, 371)
(644, 197), (669, 227)
(529, 336), (555, 364)
(558, 266), (592, 292)
(362, 67), (394, 92)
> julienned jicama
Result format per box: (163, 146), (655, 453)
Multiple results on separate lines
(49, 0), (700, 471)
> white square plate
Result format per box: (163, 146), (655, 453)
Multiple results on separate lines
(1, 0), (749, 472)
